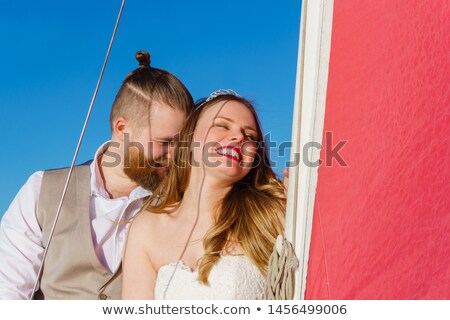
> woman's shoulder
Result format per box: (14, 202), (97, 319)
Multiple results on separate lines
(126, 210), (155, 243)
(134, 202), (180, 223)
(131, 209), (156, 225)
(128, 204), (181, 241)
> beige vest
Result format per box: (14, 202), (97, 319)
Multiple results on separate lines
(35, 164), (122, 300)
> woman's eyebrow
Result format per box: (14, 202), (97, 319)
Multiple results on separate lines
(214, 116), (257, 132)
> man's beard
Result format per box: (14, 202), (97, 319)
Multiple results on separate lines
(123, 147), (169, 191)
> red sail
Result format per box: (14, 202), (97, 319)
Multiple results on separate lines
(305, 0), (450, 299)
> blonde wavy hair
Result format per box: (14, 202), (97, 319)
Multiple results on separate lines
(144, 94), (286, 285)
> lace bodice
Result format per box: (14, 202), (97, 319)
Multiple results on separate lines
(154, 255), (266, 300)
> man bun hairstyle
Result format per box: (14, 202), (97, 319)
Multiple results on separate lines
(110, 50), (193, 131)
(135, 50), (151, 68)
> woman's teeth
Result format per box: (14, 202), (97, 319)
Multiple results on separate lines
(217, 148), (240, 161)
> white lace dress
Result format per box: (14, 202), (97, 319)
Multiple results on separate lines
(154, 255), (266, 299)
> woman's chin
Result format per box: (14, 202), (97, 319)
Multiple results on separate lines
(205, 163), (249, 184)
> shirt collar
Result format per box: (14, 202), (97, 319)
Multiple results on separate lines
(90, 141), (152, 200)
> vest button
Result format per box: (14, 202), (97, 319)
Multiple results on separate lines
(99, 293), (108, 300)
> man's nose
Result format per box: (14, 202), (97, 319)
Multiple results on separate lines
(166, 143), (175, 160)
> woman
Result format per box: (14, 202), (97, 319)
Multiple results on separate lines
(122, 90), (286, 299)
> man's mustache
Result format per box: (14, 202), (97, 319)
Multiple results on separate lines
(149, 158), (169, 168)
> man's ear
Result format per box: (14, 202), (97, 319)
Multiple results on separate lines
(112, 117), (129, 142)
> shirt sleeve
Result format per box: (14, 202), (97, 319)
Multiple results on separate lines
(0, 172), (44, 300)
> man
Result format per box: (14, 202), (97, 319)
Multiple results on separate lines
(0, 51), (194, 299)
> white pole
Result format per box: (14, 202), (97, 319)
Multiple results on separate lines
(285, 0), (334, 300)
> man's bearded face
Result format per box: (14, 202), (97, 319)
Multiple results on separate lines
(123, 146), (169, 191)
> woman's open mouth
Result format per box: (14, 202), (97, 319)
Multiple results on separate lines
(216, 146), (242, 162)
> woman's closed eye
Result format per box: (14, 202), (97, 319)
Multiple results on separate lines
(213, 121), (229, 129)
(245, 133), (257, 141)
(213, 120), (257, 141)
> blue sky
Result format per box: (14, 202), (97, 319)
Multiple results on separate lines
(0, 0), (301, 216)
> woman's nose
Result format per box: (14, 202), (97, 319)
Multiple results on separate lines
(229, 129), (245, 144)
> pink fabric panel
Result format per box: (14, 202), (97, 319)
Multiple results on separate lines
(305, 0), (450, 299)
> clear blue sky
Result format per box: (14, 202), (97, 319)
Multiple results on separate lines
(0, 0), (301, 216)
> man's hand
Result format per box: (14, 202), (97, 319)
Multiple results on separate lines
(283, 168), (289, 196)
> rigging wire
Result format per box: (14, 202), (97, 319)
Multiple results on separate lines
(30, 0), (127, 300)
(316, 195), (332, 299)
(162, 101), (231, 299)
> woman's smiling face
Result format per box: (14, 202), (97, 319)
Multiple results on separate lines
(192, 99), (260, 183)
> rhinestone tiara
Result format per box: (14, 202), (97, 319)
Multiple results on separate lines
(205, 89), (242, 102)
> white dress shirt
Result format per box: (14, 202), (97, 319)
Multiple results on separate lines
(0, 142), (151, 299)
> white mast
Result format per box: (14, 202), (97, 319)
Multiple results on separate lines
(285, 0), (334, 299)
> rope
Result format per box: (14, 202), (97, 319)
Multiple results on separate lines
(265, 237), (299, 300)
(29, 0), (127, 300)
